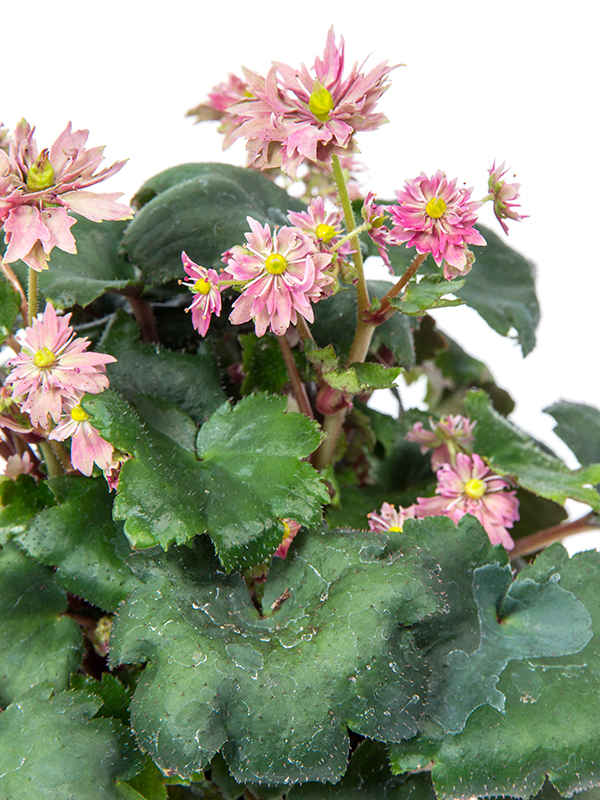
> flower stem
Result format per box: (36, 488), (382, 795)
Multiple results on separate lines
(27, 267), (38, 326)
(127, 296), (160, 343)
(510, 512), (600, 559)
(39, 440), (66, 478)
(331, 220), (372, 252)
(277, 334), (314, 419)
(373, 253), (427, 320)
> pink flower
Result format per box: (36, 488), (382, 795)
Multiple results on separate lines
(180, 252), (223, 336)
(49, 400), (114, 477)
(223, 217), (334, 336)
(229, 28), (396, 177)
(273, 519), (301, 558)
(367, 502), (416, 533)
(486, 160), (527, 235)
(2, 451), (34, 480)
(389, 171), (486, 279)
(406, 415), (476, 467)
(287, 196), (352, 272)
(414, 452), (519, 550)
(186, 73), (250, 149)
(362, 191), (393, 271)
(1, 119), (132, 271)
(5, 302), (116, 430)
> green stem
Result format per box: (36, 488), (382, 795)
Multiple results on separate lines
(27, 267), (38, 326)
(331, 220), (372, 252)
(39, 441), (66, 478)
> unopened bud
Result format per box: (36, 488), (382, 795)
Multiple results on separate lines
(309, 80), (335, 122)
(26, 149), (55, 192)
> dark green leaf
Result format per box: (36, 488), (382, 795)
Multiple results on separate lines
(0, 686), (142, 799)
(84, 391), (328, 571)
(100, 310), (226, 424)
(121, 163), (305, 286)
(455, 224), (540, 356)
(0, 543), (82, 706)
(70, 673), (133, 726)
(0, 475), (56, 545)
(545, 401), (600, 468)
(240, 333), (290, 395)
(389, 275), (465, 316)
(288, 740), (437, 800)
(464, 389), (600, 511)
(0, 277), (20, 343)
(391, 545), (600, 799)
(13, 216), (138, 308)
(16, 476), (139, 612)
(109, 527), (443, 783)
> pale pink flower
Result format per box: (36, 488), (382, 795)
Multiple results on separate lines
(287, 196), (352, 272)
(367, 502), (416, 533)
(406, 415), (476, 467)
(223, 217), (334, 336)
(5, 302), (116, 430)
(229, 28), (396, 177)
(362, 191), (393, 271)
(186, 73), (250, 149)
(414, 452), (519, 550)
(0, 123), (11, 152)
(1, 119), (132, 271)
(103, 450), (130, 491)
(389, 171), (486, 279)
(2, 451), (34, 480)
(180, 251), (223, 336)
(486, 160), (527, 235)
(49, 400), (114, 477)
(273, 519), (301, 559)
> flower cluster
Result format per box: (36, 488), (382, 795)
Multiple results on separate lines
(0, 120), (132, 271)
(369, 415), (519, 550)
(224, 28), (395, 178)
(3, 303), (117, 478)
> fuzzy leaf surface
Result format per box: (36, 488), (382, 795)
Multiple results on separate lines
(13, 216), (137, 308)
(390, 545), (600, 799)
(323, 362), (402, 394)
(109, 527), (444, 784)
(389, 275), (465, 316)
(100, 310), (226, 424)
(0, 543), (82, 706)
(121, 163), (306, 285)
(464, 389), (600, 510)
(0, 686), (142, 799)
(0, 277), (20, 343)
(16, 476), (139, 612)
(545, 401), (600, 468)
(84, 391), (327, 570)
(0, 475), (55, 545)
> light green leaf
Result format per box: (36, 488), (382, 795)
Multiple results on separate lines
(389, 274), (465, 316)
(324, 362), (402, 394)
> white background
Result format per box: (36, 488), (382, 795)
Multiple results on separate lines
(3, 0), (599, 518)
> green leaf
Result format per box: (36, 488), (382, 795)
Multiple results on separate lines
(464, 389), (600, 511)
(240, 332), (290, 395)
(13, 216), (138, 308)
(0, 543), (82, 707)
(0, 475), (56, 545)
(0, 276), (20, 343)
(0, 686), (142, 800)
(100, 310), (226, 424)
(121, 163), (306, 285)
(287, 740), (437, 800)
(391, 545), (600, 799)
(455, 224), (540, 356)
(545, 401), (600, 468)
(389, 274), (465, 316)
(323, 362), (402, 394)
(109, 527), (443, 783)
(70, 673), (133, 726)
(16, 476), (139, 612)
(84, 391), (328, 571)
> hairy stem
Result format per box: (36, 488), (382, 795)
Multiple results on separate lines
(39, 440), (66, 478)
(27, 267), (38, 326)
(510, 512), (600, 559)
(277, 334), (314, 419)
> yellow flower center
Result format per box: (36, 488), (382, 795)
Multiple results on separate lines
(265, 253), (288, 275)
(309, 80), (335, 122)
(425, 197), (447, 219)
(282, 520), (291, 537)
(193, 278), (212, 295)
(316, 223), (337, 243)
(388, 525), (402, 532)
(26, 149), (55, 192)
(464, 478), (486, 499)
(33, 346), (56, 368)
(70, 405), (90, 422)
